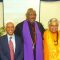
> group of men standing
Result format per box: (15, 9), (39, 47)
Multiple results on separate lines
(0, 8), (60, 60)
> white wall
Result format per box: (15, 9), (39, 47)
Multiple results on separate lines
(40, 1), (60, 29)
(0, 0), (60, 29)
(0, 3), (3, 27)
(4, 0), (40, 26)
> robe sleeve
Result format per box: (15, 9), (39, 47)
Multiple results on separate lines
(43, 30), (49, 60)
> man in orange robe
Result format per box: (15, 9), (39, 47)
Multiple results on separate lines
(43, 18), (60, 60)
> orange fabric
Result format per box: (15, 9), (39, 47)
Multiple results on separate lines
(43, 30), (60, 60)
(43, 30), (49, 60)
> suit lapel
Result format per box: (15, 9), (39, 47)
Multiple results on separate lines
(15, 35), (18, 56)
(4, 35), (10, 59)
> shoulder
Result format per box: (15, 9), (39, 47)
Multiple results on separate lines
(44, 29), (48, 32)
(36, 21), (45, 29)
(15, 34), (23, 42)
(16, 21), (24, 27)
(44, 29), (49, 33)
(15, 21), (24, 31)
(43, 29), (50, 40)
(0, 35), (7, 43)
(36, 21), (43, 26)
(36, 21), (45, 33)
(15, 35), (21, 39)
(43, 29), (49, 36)
(0, 35), (7, 39)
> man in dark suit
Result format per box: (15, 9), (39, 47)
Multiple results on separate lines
(15, 8), (45, 60)
(0, 20), (23, 60)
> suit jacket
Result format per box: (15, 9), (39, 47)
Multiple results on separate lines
(0, 34), (23, 60)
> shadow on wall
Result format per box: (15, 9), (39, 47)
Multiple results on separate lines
(0, 0), (3, 2)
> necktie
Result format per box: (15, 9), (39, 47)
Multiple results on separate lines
(31, 24), (36, 45)
(31, 24), (36, 60)
(9, 37), (14, 60)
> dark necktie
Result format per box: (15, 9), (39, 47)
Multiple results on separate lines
(31, 23), (36, 60)
(31, 23), (36, 45)
(9, 37), (14, 60)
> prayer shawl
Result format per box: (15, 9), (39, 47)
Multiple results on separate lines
(23, 20), (43, 60)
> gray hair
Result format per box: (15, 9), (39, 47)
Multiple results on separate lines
(5, 20), (15, 27)
(48, 18), (58, 26)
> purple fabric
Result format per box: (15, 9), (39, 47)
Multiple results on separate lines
(23, 20), (43, 60)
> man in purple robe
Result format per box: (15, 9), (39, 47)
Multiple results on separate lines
(15, 8), (45, 60)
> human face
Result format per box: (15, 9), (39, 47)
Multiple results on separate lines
(49, 22), (58, 33)
(28, 11), (36, 23)
(6, 22), (15, 36)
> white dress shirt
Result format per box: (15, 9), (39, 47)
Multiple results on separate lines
(7, 34), (16, 53)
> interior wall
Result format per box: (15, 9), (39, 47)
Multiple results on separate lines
(4, 0), (40, 26)
(40, 1), (60, 29)
(0, 3), (3, 27)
